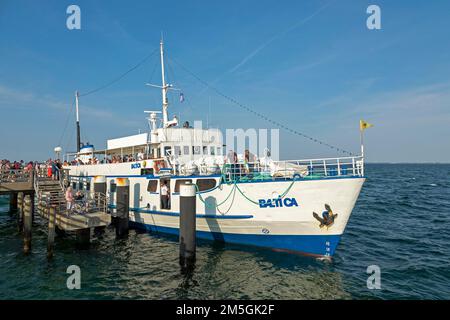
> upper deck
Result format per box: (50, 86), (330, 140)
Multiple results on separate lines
(64, 155), (364, 183)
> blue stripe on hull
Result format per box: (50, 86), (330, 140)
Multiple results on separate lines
(129, 221), (341, 257)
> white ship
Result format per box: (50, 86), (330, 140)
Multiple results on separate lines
(63, 40), (365, 257)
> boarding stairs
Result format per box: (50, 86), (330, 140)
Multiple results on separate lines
(33, 168), (110, 232)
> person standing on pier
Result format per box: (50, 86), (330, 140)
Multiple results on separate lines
(51, 160), (57, 181)
(56, 159), (62, 180)
(65, 186), (74, 211)
(47, 161), (52, 178)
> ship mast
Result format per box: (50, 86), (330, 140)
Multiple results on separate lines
(146, 37), (179, 128)
(160, 39), (169, 127)
(75, 90), (81, 153)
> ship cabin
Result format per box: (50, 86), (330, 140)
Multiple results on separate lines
(63, 125), (226, 178)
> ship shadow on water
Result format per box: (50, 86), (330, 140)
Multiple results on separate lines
(173, 240), (350, 299)
(132, 225), (350, 299)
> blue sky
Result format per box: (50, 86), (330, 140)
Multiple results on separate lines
(1, 0), (449, 162)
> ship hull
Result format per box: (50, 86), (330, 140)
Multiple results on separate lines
(130, 219), (341, 256)
(126, 176), (365, 257)
(67, 162), (365, 257)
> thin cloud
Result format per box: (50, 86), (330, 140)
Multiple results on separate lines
(0, 83), (138, 125)
(227, 1), (335, 75)
(198, 0), (336, 95)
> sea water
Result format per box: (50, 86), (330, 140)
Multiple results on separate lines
(0, 164), (449, 299)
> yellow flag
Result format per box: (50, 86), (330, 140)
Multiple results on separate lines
(360, 120), (374, 131)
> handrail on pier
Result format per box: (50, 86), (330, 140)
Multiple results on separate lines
(0, 169), (33, 184)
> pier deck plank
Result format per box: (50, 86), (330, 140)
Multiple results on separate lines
(38, 207), (111, 231)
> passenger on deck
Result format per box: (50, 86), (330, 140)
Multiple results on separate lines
(226, 150), (236, 164)
(244, 149), (256, 175)
(227, 150), (239, 180)
(160, 181), (170, 209)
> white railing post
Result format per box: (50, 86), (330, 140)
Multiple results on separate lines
(361, 157), (365, 176)
(352, 157), (356, 176)
(323, 160), (327, 176)
(337, 158), (341, 176)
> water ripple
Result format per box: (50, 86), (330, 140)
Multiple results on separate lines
(1, 164), (449, 299)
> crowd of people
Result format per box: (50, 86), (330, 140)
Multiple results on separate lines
(0, 158), (65, 182)
(0, 159), (34, 173)
(225, 149), (258, 179)
(1, 159), (37, 182)
(65, 152), (147, 166)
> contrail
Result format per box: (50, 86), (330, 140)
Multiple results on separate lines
(205, 0), (336, 90)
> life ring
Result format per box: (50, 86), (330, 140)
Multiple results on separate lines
(153, 160), (165, 173)
(153, 161), (160, 173)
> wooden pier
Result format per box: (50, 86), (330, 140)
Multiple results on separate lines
(1, 168), (111, 255)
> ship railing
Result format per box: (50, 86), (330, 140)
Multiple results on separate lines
(221, 155), (364, 182)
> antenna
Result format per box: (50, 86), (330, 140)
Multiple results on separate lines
(144, 110), (162, 132)
(145, 38), (180, 129)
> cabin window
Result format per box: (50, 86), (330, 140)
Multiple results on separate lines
(174, 179), (193, 193)
(202, 146), (208, 155)
(79, 182), (83, 190)
(193, 146), (201, 155)
(72, 182), (76, 189)
(141, 168), (154, 175)
(217, 147), (222, 156)
(210, 146), (215, 155)
(147, 180), (158, 193)
(196, 179), (217, 192)
(110, 182), (117, 193)
(183, 146), (190, 155)
(174, 146), (181, 156)
(86, 182), (91, 191)
(164, 146), (172, 156)
(151, 147), (158, 158)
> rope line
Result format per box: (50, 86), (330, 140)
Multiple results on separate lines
(58, 99), (75, 147)
(169, 56), (354, 156)
(79, 47), (159, 97)
(195, 167), (299, 211)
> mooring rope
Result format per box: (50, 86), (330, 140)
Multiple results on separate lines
(195, 172), (298, 212)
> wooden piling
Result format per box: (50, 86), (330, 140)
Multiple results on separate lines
(115, 178), (130, 238)
(93, 176), (107, 208)
(23, 195), (32, 254)
(9, 192), (18, 212)
(76, 228), (90, 246)
(31, 191), (35, 222)
(93, 176), (107, 236)
(179, 183), (197, 268)
(17, 192), (24, 231)
(17, 192), (23, 214)
(47, 205), (56, 259)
